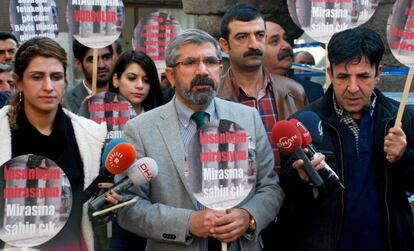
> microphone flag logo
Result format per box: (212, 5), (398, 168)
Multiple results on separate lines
(109, 152), (123, 168)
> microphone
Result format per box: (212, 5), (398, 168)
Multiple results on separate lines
(295, 111), (345, 190)
(297, 111), (323, 144)
(272, 120), (324, 187)
(88, 157), (159, 214)
(83, 138), (137, 202)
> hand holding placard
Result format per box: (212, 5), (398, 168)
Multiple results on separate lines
(386, 0), (414, 161)
(187, 120), (257, 251)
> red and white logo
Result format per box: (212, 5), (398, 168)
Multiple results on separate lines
(108, 151), (123, 168)
(139, 163), (153, 181)
(276, 134), (297, 150)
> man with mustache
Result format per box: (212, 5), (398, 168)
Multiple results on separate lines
(65, 39), (114, 113)
(263, 14), (324, 103)
(279, 27), (414, 250)
(117, 28), (284, 251)
(218, 4), (307, 175)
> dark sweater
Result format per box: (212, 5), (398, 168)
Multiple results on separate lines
(337, 110), (384, 251)
(11, 106), (85, 251)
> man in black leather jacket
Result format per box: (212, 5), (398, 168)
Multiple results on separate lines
(279, 27), (414, 251)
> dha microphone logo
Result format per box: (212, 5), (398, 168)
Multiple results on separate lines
(139, 163), (153, 181)
(108, 151), (123, 168)
(276, 134), (297, 150)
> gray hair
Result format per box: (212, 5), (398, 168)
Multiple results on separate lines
(166, 28), (221, 67)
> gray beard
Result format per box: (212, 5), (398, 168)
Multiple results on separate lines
(177, 87), (216, 106)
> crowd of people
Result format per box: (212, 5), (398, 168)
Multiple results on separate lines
(0, 3), (414, 251)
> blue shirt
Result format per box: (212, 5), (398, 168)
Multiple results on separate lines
(338, 109), (384, 251)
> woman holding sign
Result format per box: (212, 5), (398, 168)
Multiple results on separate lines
(0, 37), (106, 250)
(106, 50), (163, 251)
(109, 50), (163, 115)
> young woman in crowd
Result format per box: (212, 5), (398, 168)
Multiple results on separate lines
(106, 50), (163, 251)
(0, 37), (107, 251)
(109, 50), (163, 115)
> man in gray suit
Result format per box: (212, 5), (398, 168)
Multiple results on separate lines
(117, 29), (284, 251)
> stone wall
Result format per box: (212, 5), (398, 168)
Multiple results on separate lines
(182, 0), (406, 91)
(182, 0), (297, 39)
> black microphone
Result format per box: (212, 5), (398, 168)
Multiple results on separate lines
(296, 111), (345, 190)
(83, 138), (137, 203)
(272, 120), (324, 187)
(88, 157), (158, 214)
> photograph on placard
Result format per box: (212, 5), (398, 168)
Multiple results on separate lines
(9, 0), (59, 43)
(387, 0), (414, 67)
(187, 120), (256, 211)
(287, 0), (378, 43)
(0, 155), (72, 248)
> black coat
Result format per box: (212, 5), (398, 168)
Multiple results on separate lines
(278, 86), (414, 251)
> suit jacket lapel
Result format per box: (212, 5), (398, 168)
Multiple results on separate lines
(215, 98), (233, 121)
(157, 101), (197, 207)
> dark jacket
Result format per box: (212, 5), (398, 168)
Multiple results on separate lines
(65, 81), (89, 113)
(292, 77), (324, 103)
(0, 91), (10, 108)
(279, 86), (414, 251)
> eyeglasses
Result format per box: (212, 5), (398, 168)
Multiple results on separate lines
(170, 56), (222, 70)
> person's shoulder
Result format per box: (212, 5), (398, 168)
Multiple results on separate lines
(294, 77), (324, 92)
(375, 89), (403, 114)
(269, 73), (306, 94)
(0, 105), (10, 119)
(141, 101), (170, 119)
(127, 101), (171, 126)
(215, 97), (255, 113)
(63, 108), (107, 139)
(66, 81), (85, 96)
(214, 98), (260, 126)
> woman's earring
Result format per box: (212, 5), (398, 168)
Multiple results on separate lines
(18, 91), (23, 103)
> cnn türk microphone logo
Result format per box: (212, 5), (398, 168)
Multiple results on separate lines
(276, 134), (297, 150)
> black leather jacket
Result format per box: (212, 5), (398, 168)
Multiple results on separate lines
(279, 86), (414, 251)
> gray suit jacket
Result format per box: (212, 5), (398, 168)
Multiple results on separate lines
(65, 81), (88, 113)
(118, 97), (284, 251)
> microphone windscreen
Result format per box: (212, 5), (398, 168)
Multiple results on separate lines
(271, 120), (303, 154)
(289, 118), (312, 148)
(104, 142), (137, 174)
(101, 138), (128, 164)
(127, 157), (159, 186)
(297, 111), (323, 144)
